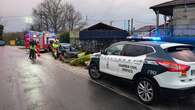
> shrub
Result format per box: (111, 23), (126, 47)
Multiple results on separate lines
(70, 54), (91, 66)
(77, 52), (86, 58)
(58, 32), (70, 43)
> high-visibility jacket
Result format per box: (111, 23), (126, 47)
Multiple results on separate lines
(36, 43), (41, 57)
(30, 45), (36, 50)
(52, 43), (59, 49)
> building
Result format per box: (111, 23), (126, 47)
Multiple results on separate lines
(134, 25), (155, 37)
(79, 22), (129, 52)
(69, 31), (80, 48)
(150, 0), (195, 37)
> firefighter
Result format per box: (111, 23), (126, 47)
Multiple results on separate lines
(36, 41), (41, 57)
(29, 39), (36, 59)
(52, 39), (60, 59)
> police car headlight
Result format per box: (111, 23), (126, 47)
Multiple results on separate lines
(92, 52), (101, 58)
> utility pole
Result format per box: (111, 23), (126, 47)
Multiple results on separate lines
(110, 21), (113, 26)
(86, 16), (88, 21)
(85, 16), (88, 27)
(131, 18), (134, 35)
(128, 19), (130, 32)
(40, 0), (43, 31)
(184, 0), (187, 18)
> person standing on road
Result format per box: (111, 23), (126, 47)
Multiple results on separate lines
(29, 39), (36, 59)
(36, 41), (41, 57)
(52, 39), (60, 59)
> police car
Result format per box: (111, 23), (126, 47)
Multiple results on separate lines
(88, 41), (195, 104)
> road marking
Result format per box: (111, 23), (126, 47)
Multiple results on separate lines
(85, 77), (154, 110)
(21, 48), (156, 110)
(54, 60), (154, 110)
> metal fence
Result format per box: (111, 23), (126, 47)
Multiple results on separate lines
(154, 26), (195, 37)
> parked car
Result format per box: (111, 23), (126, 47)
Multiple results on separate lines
(0, 40), (6, 46)
(89, 41), (195, 104)
(59, 43), (79, 58)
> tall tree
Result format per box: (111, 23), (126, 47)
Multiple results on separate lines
(0, 17), (4, 39)
(32, 0), (85, 33)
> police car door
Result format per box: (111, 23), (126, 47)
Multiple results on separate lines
(100, 44), (125, 76)
(118, 44), (147, 80)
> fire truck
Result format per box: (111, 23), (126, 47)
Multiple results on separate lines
(25, 31), (57, 51)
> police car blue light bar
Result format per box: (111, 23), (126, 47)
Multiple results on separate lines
(127, 36), (161, 41)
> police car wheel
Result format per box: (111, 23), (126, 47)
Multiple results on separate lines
(89, 65), (102, 80)
(136, 78), (158, 104)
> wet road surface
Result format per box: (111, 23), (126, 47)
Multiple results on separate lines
(1, 46), (195, 110)
(0, 46), (150, 110)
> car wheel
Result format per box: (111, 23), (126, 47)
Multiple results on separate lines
(136, 78), (158, 105)
(89, 64), (102, 80)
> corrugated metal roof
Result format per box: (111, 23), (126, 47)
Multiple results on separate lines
(81, 22), (125, 31)
(79, 30), (129, 40)
(150, 0), (195, 16)
(151, 0), (195, 9)
(80, 22), (129, 40)
(135, 25), (155, 32)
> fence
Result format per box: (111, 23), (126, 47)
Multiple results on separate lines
(154, 25), (195, 37)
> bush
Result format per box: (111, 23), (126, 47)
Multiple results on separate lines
(70, 54), (91, 66)
(77, 52), (86, 58)
(58, 32), (70, 43)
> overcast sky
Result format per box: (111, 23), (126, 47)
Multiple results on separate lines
(0, 0), (170, 32)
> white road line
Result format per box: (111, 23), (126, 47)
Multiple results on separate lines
(21, 48), (157, 110)
(56, 61), (155, 110)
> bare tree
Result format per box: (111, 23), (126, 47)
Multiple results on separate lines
(31, 0), (85, 33)
(0, 17), (3, 25)
(0, 17), (4, 39)
(0, 17), (7, 27)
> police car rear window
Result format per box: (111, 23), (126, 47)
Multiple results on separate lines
(165, 46), (195, 62)
(122, 44), (154, 57)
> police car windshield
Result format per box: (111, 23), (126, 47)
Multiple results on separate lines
(165, 46), (195, 62)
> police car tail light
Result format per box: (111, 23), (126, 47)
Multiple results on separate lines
(156, 61), (190, 76)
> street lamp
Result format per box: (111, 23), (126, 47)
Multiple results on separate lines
(24, 16), (33, 31)
(24, 16), (33, 24)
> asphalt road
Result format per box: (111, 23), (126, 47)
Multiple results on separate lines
(1, 46), (195, 110)
(0, 46), (150, 110)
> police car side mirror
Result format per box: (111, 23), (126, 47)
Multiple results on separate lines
(101, 50), (107, 55)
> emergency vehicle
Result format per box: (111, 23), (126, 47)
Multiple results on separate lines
(89, 41), (195, 104)
(25, 31), (57, 51)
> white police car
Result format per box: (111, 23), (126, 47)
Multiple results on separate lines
(88, 41), (195, 104)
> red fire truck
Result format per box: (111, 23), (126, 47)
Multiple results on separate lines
(25, 31), (57, 51)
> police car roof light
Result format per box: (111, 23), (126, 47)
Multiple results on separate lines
(127, 36), (161, 41)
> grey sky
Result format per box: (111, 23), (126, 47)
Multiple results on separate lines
(0, 0), (170, 32)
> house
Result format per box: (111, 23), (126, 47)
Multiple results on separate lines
(79, 22), (129, 52)
(134, 25), (155, 37)
(150, 0), (195, 37)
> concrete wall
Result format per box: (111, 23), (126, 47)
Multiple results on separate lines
(173, 5), (195, 36)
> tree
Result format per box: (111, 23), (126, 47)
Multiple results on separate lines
(31, 0), (85, 33)
(0, 17), (4, 39)
(59, 32), (70, 43)
(0, 25), (3, 40)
